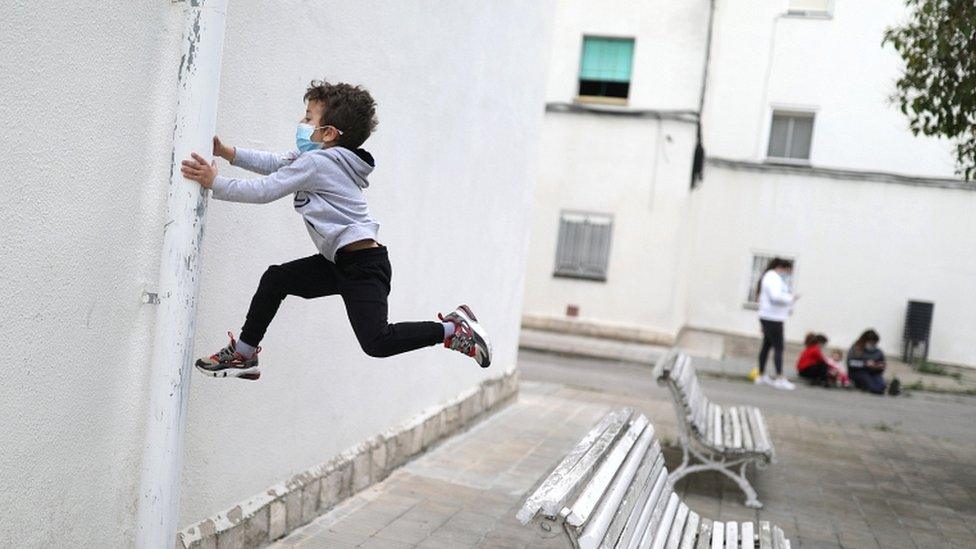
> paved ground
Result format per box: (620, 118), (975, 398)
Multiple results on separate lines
(272, 350), (976, 548)
(521, 328), (976, 395)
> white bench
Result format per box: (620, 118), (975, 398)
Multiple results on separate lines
(653, 351), (775, 508)
(517, 408), (791, 549)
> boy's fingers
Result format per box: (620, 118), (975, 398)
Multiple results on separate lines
(191, 152), (208, 165)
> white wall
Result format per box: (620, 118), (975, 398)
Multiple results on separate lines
(523, 0), (973, 368)
(545, 0), (711, 108)
(521, 0), (708, 337)
(0, 1), (553, 546)
(688, 166), (976, 366)
(522, 114), (698, 336)
(703, 0), (957, 176)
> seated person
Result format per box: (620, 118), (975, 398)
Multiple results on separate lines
(797, 333), (845, 386)
(847, 330), (900, 396)
(826, 348), (850, 387)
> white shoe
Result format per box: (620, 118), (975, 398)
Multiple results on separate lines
(773, 377), (795, 391)
(755, 374), (773, 386)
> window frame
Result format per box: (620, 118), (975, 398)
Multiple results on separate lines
(743, 252), (796, 309)
(765, 108), (817, 164)
(785, 0), (833, 18)
(553, 210), (614, 282)
(575, 35), (636, 105)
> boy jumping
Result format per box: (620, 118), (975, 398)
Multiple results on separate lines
(180, 81), (491, 380)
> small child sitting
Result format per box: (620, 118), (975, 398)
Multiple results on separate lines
(797, 333), (847, 387)
(825, 349), (850, 387)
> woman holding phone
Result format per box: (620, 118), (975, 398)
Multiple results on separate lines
(756, 258), (798, 390)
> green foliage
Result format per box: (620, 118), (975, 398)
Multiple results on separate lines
(916, 360), (962, 380)
(883, 0), (976, 180)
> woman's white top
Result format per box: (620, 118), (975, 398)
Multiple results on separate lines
(758, 270), (795, 322)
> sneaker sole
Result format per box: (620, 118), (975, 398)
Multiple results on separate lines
(194, 362), (261, 379)
(456, 305), (492, 368)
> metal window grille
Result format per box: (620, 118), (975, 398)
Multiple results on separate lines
(767, 111), (814, 160)
(746, 253), (795, 304)
(554, 212), (613, 281)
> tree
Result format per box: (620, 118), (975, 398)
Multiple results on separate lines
(883, 0), (976, 181)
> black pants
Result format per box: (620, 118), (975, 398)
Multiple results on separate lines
(799, 362), (830, 384)
(758, 319), (784, 375)
(239, 247), (444, 358)
(850, 368), (886, 395)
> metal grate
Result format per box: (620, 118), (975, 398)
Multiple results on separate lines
(554, 212), (613, 281)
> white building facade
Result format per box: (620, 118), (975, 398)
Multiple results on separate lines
(523, 0), (976, 367)
(0, 1), (552, 546)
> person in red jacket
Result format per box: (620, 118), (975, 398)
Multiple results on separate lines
(797, 333), (848, 387)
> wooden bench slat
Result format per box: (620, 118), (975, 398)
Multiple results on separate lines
(648, 492), (680, 549)
(637, 478), (674, 548)
(599, 441), (662, 549)
(738, 407), (754, 452)
(696, 395), (710, 437)
(569, 414), (650, 528)
(724, 521), (737, 549)
(618, 466), (669, 549)
(576, 421), (656, 549)
(722, 408), (734, 450)
(678, 510), (700, 549)
(748, 407), (770, 454)
(710, 521), (724, 549)
(518, 408), (633, 522)
(772, 526), (787, 549)
(740, 522), (755, 549)
(664, 502), (690, 549)
(694, 518), (712, 549)
(712, 404), (724, 449)
(758, 521), (773, 549)
(615, 455), (667, 549)
(670, 353), (689, 385)
(729, 407), (743, 449)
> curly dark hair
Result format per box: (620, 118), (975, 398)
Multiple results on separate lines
(304, 80), (378, 149)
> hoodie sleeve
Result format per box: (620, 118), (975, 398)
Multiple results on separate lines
(230, 147), (300, 175)
(763, 271), (794, 305)
(847, 346), (865, 369)
(212, 154), (317, 204)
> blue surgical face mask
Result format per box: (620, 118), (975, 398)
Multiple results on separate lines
(296, 123), (322, 152)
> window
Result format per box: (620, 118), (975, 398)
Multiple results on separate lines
(767, 111), (814, 161)
(745, 253), (795, 307)
(578, 37), (635, 100)
(554, 212), (613, 281)
(787, 0), (831, 16)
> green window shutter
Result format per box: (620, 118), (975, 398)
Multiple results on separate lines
(579, 37), (634, 83)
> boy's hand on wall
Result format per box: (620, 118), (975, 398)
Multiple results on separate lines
(213, 135), (235, 162)
(180, 152), (218, 189)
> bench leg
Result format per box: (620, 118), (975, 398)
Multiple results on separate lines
(668, 442), (763, 509)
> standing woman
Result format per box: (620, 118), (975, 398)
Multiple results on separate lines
(756, 258), (798, 390)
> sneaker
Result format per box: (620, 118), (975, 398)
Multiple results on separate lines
(438, 305), (492, 368)
(194, 332), (261, 380)
(755, 374), (773, 386)
(773, 377), (796, 391)
(887, 377), (901, 396)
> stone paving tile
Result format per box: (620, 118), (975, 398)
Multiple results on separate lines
(275, 379), (976, 549)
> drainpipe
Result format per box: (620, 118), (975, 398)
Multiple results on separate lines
(690, 0), (716, 188)
(135, 1), (227, 547)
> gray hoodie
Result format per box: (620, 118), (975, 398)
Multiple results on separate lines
(211, 146), (379, 261)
